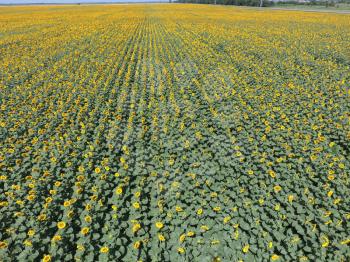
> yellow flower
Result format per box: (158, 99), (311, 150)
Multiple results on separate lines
(247, 170), (254, 175)
(132, 223), (141, 233)
(85, 215), (92, 223)
(321, 235), (329, 247)
(340, 239), (350, 245)
(288, 195), (294, 203)
(81, 227), (89, 235)
(242, 244), (250, 253)
(310, 154), (317, 161)
(175, 206), (183, 212)
(259, 198), (264, 205)
(38, 214), (47, 221)
(133, 241), (141, 249)
(0, 201), (9, 207)
(271, 254), (280, 261)
(77, 244), (85, 251)
(42, 255), (51, 262)
(328, 175), (335, 181)
(223, 216), (231, 224)
(213, 206), (221, 212)
(200, 225), (209, 231)
(187, 231), (195, 237)
(85, 204), (92, 211)
(133, 202), (140, 209)
(116, 187), (123, 195)
(268, 242), (273, 249)
(95, 167), (101, 173)
(100, 246), (109, 253)
(28, 229), (35, 237)
(52, 235), (62, 242)
(158, 234), (165, 241)
(268, 170), (276, 178)
(24, 240), (32, 246)
(155, 222), (164, 229)
(197, 208), (203, 215)
(122, 145), (128, 153)
(274, 185), (282, 193)
(177, 247), (185, 254)
(327, 190), (333, 197)
(8, 148), (15, 154)
(334, 198), (341, 205)
(57, 221), (66, 229)
(27, 195), (35, 201)
(179, 234), (186, 243)
(0, 241), (7, 249)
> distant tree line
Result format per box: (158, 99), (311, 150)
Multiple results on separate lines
(175, 0), (349, 7)
(274, 0), (348, 7)
(176, 0), (273, 7)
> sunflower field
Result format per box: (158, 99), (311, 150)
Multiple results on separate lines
(0, 4), (350, 262)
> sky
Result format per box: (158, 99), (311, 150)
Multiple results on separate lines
(0, 0), (167, 3)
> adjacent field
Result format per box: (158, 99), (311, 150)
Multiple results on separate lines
(0, 4), (350, 262)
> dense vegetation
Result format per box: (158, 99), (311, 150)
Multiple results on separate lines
(0, 4), (350, 262)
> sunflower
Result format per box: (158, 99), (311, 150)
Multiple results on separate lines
(116, 187), (123, 195)
(133, 241), (141, 249)
(242, 244), (250, 253)
(81, 227), (89, 235)
(100, 246), (109, 253)
(57, 221), (66, 229)
(177, 247), (185, 254)
(42, 255), (51, 262)
(158, 234), (165, 242)
(155, 222), (163, 229)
